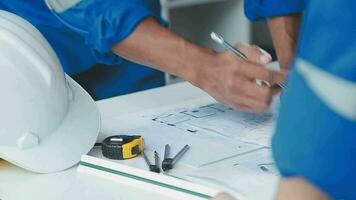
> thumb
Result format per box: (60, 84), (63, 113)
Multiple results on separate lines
(235, 43), (272, 64)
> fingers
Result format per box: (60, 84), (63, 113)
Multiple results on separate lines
(196, 47), (288, 113)
(232, 77), (273, 103)
(219, 77), (274, 112)
(234, 43), (287, 85)
(235, 43), (272, 64)
(234, 95), (271, 113)
(230, 89), (272, 112)
(237, 62), (287, 86)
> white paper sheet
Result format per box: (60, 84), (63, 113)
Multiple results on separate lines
(95, 99), (281, 199)
(152, 100), (279, 147)
(99, 98), (280, 168)
(170, 148), (279, 200)
(116, 123), (262, 168)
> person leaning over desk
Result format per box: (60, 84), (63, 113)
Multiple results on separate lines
(215, 0), (356, 200)
(0, 0), (285, 113)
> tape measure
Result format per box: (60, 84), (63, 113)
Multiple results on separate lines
(101, 135), (144, 160)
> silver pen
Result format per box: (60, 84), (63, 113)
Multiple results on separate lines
(210, 32), (286, 89)
(210, 32), (248, 60)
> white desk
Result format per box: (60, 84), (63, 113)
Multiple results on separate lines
(0, 82), (215, 200)
(0, 82), (278, 200)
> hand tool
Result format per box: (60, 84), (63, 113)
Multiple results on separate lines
(162, 144), (190, 171)
(143, 151), (161, 173)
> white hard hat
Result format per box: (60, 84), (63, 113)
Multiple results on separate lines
(0, 10), (100, 173)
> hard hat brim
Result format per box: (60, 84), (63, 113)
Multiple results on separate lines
(0, 75), (100, 173)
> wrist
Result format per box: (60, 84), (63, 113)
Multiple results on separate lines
(176, 40), (217, 86)
(267, 14), (301, 69)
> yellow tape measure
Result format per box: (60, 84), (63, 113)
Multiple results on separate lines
(101, 135), (144, 160)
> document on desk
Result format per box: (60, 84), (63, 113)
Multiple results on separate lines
(99, 97), (279, 169)
(117, 123), (263, 168)
(151, 101), (278, 147)
(90, 97), (281, 199)
(182, 148), (279, 200)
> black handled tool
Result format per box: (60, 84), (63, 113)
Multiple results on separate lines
(162, 144), (190, 171)
(143, 151), (161, 173)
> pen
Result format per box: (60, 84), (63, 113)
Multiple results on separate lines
(210, 32), (248, 60)
(210, 32), (286, 89)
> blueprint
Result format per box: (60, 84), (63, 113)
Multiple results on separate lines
(152, 102), (278, 147)
(106, 97), (280, 169)
(96, 99), (281, 199)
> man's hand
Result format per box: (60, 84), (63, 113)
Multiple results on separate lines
(190, 43), (285, 112)
(113, 18), (285, 112)
(267, 14), (302, 70)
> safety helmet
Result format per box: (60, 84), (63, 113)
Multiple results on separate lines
(0, 10), (100, 173)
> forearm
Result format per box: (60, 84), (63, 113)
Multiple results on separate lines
(112, 18), (213, 82)
(112, 17), (285, 112)
(267, 14), (302, 70)
(277, 178), (329, 200)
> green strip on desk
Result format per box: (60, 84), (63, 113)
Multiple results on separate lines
(80, 161), (212, 199)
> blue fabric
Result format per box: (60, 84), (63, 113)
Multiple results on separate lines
(72, 61), (165, 100)
(0, 0), (165, 100)
(244, 0), (306, 21)
(267, 1), (356, 199)
(297, 1), (356, 82)
(273, 68), (356, 199)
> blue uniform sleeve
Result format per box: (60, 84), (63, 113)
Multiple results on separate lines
(52, 0), (165, 65)
(273, 1), (356, 199)
(244, 0), (306, 21)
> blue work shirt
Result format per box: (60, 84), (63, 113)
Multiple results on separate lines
(0, 0), (165, 100)
(246, 0), (356, 199)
